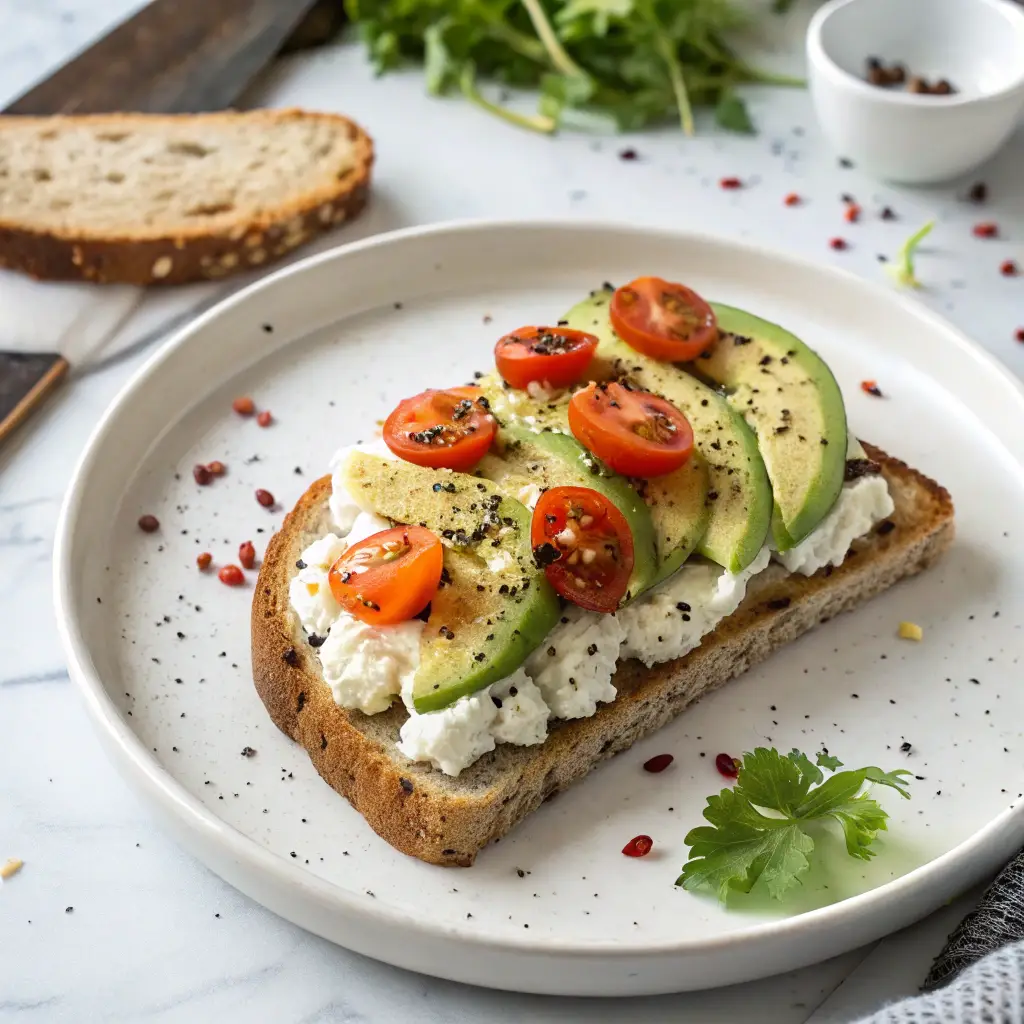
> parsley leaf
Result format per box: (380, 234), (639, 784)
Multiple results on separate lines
(677, 747), (913, 902)
(886, 220), (935, 288)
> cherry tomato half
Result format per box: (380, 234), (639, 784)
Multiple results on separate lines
(568, 381), (694, 478)
(610, 277), (718, 362)
(531, 487), (634, 612)
(383, 386), (496, 471)
(494, 326), (599, 390)
(328, 525), (443, 625)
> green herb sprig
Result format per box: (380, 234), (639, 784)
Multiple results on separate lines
(345, 0), (803, 135)
(677, 747), (912, 902)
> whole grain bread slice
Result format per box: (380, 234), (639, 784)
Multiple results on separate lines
(251, 444), (953, 866)
(0, 108), (372, 285)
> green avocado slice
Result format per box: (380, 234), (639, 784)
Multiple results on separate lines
(478, 422), (661, 601)
(564, 291), (771, 573)
(704, 304), (848, 550)
(342, 453), (560, 712)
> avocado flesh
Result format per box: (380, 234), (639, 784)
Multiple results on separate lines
(564, 291), (771, 573)
(705, 304), (847, 550)
(478, 422), (660, 601)
(342, 453), (560, 712)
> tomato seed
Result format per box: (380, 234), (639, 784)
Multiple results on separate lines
(622, 835), (653, 857)
(239, 541), (256, 569)
(861, 380), (884, 397)
(257, 410), (273, 427)
(720, 177), (742, 190)
(218, 564), (245, 586)
(784, 193), (800, 206)
(829, 237), (848, 250)
(255, 489), (274, 508)
(1000, 260), (1018, 277)
(196, 552), (213, 570)
(844, 204), (861, 223)
(207, 460), (227, 476)
(193, 464), (213, 485)
(232, 396), (255, 415)
(715, 752), (740, 778)
(137, 514), (160, 533)
(973, 222), (998, 238)
(643, 753), (674, 773)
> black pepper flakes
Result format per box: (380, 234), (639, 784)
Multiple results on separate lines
(241, 746), (257, 758)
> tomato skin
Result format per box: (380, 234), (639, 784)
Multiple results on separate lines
(383, 386), (496, 471)
(610, 277), (718, 362)
(531, 486), (634, 612)
(328, 526), (443, 625)
(494, 326), (598, 390)
(568, 381), (694, 478)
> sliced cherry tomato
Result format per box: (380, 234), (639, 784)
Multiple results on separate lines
(568, 381), (694, 478)
(531, 486), (634, 612)
(494, 326), (599, 390)
(610, 277), (718, 362)
(328, 525), (443, 625)
(383, 386), (496, 471)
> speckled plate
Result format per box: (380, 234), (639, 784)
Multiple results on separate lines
(55, 220), (1024, 996)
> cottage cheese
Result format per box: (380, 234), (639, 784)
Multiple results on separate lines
(329, 438), (395, 531)
(526, 606), (625, 719)
(490, 670), (550, 745)
(289, 533), (347, 636)
(618, 546), (771, 667)
(775, 474), (894, 576)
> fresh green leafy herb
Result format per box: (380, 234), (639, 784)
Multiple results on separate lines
(344, 0), (804, 135)
(887, 220), (935, 289)
(677, 747), (912, 902)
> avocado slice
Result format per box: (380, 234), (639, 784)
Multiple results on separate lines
(703, 304), (847, 550)
(342, 453), (560, 712)
(564, 291), (771, 573)
(478, 422), (661, 600)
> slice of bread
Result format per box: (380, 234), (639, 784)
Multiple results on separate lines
(251, 444), (953, 866)
(0, 108), (372, 285)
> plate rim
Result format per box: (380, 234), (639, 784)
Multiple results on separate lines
(54, 216), (1024, 964)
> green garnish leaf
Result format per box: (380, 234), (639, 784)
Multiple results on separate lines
(886, 220), (935, 289)
(678, 747), (912, 902)
(714, 91), (754, 134)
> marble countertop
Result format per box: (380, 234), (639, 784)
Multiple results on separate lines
(2, 2), (1023, 1021)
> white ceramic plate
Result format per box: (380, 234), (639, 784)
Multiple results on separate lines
(55, 221), (1024, 997)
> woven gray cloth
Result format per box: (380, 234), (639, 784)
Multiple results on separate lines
(854, 848), (1024, 1023)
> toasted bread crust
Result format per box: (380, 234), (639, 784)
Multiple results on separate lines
(0, 109), (373, 285)
(252, 444), (953, 866)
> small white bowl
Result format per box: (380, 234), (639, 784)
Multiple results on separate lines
(807, 0), (1024, 184)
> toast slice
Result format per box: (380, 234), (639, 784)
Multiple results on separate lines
(251, 444), (953, 866)
(0, 108), (372, 285)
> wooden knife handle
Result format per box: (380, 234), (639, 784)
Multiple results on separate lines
(0, 353), (69, 446)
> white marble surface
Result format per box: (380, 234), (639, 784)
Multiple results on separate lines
(2, 2), (1023, 1021)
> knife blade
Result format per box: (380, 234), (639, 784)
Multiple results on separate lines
(0, 0), (321, 448)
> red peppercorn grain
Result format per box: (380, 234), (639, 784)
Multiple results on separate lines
(239, 541), (256, 570)
(720, 177), (742, 189)
(233, 396), (255, 416)
(257, 410), (273, 428)
(715, 752), (740, 778)
(622, 835), (653, 858)
(207, 460), (226, 476)
(973, 222), (998, 238)
(643, 753), (674, 773)
(1000, 260), (1018, 277)
(255, 488), (274, 508)
(196, 552), (213, 571)
(861, 380), (884, 397)
(829, 237), (848, 250)
(844, 203), (862, 223)
(193, 463), (213, 485)
(1016, 328), (1024, 343)
(137, 514), (160, 533)
(784, 193), (801, 207)
(218, 564), (245, 586)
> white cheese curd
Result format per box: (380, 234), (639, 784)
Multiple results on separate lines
(289, 534), (347, 636)
(525, 380), (565, 403)
(516, 482), (542, 510)
(397, 689), (498, 776)
(618, 546), (771, 667)
(328, 439), (395, 531)
(774, 474), (894, 576)
(490, 669), (550, 746)
(345, 509), (392, 548)
(485, 549), (517, 573)
(526, 606), (625, 719)
(317, 612), (423, 715)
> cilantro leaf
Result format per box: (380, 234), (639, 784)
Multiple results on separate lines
(679, 747), (912, 903)
(886, 220), (935, 288)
